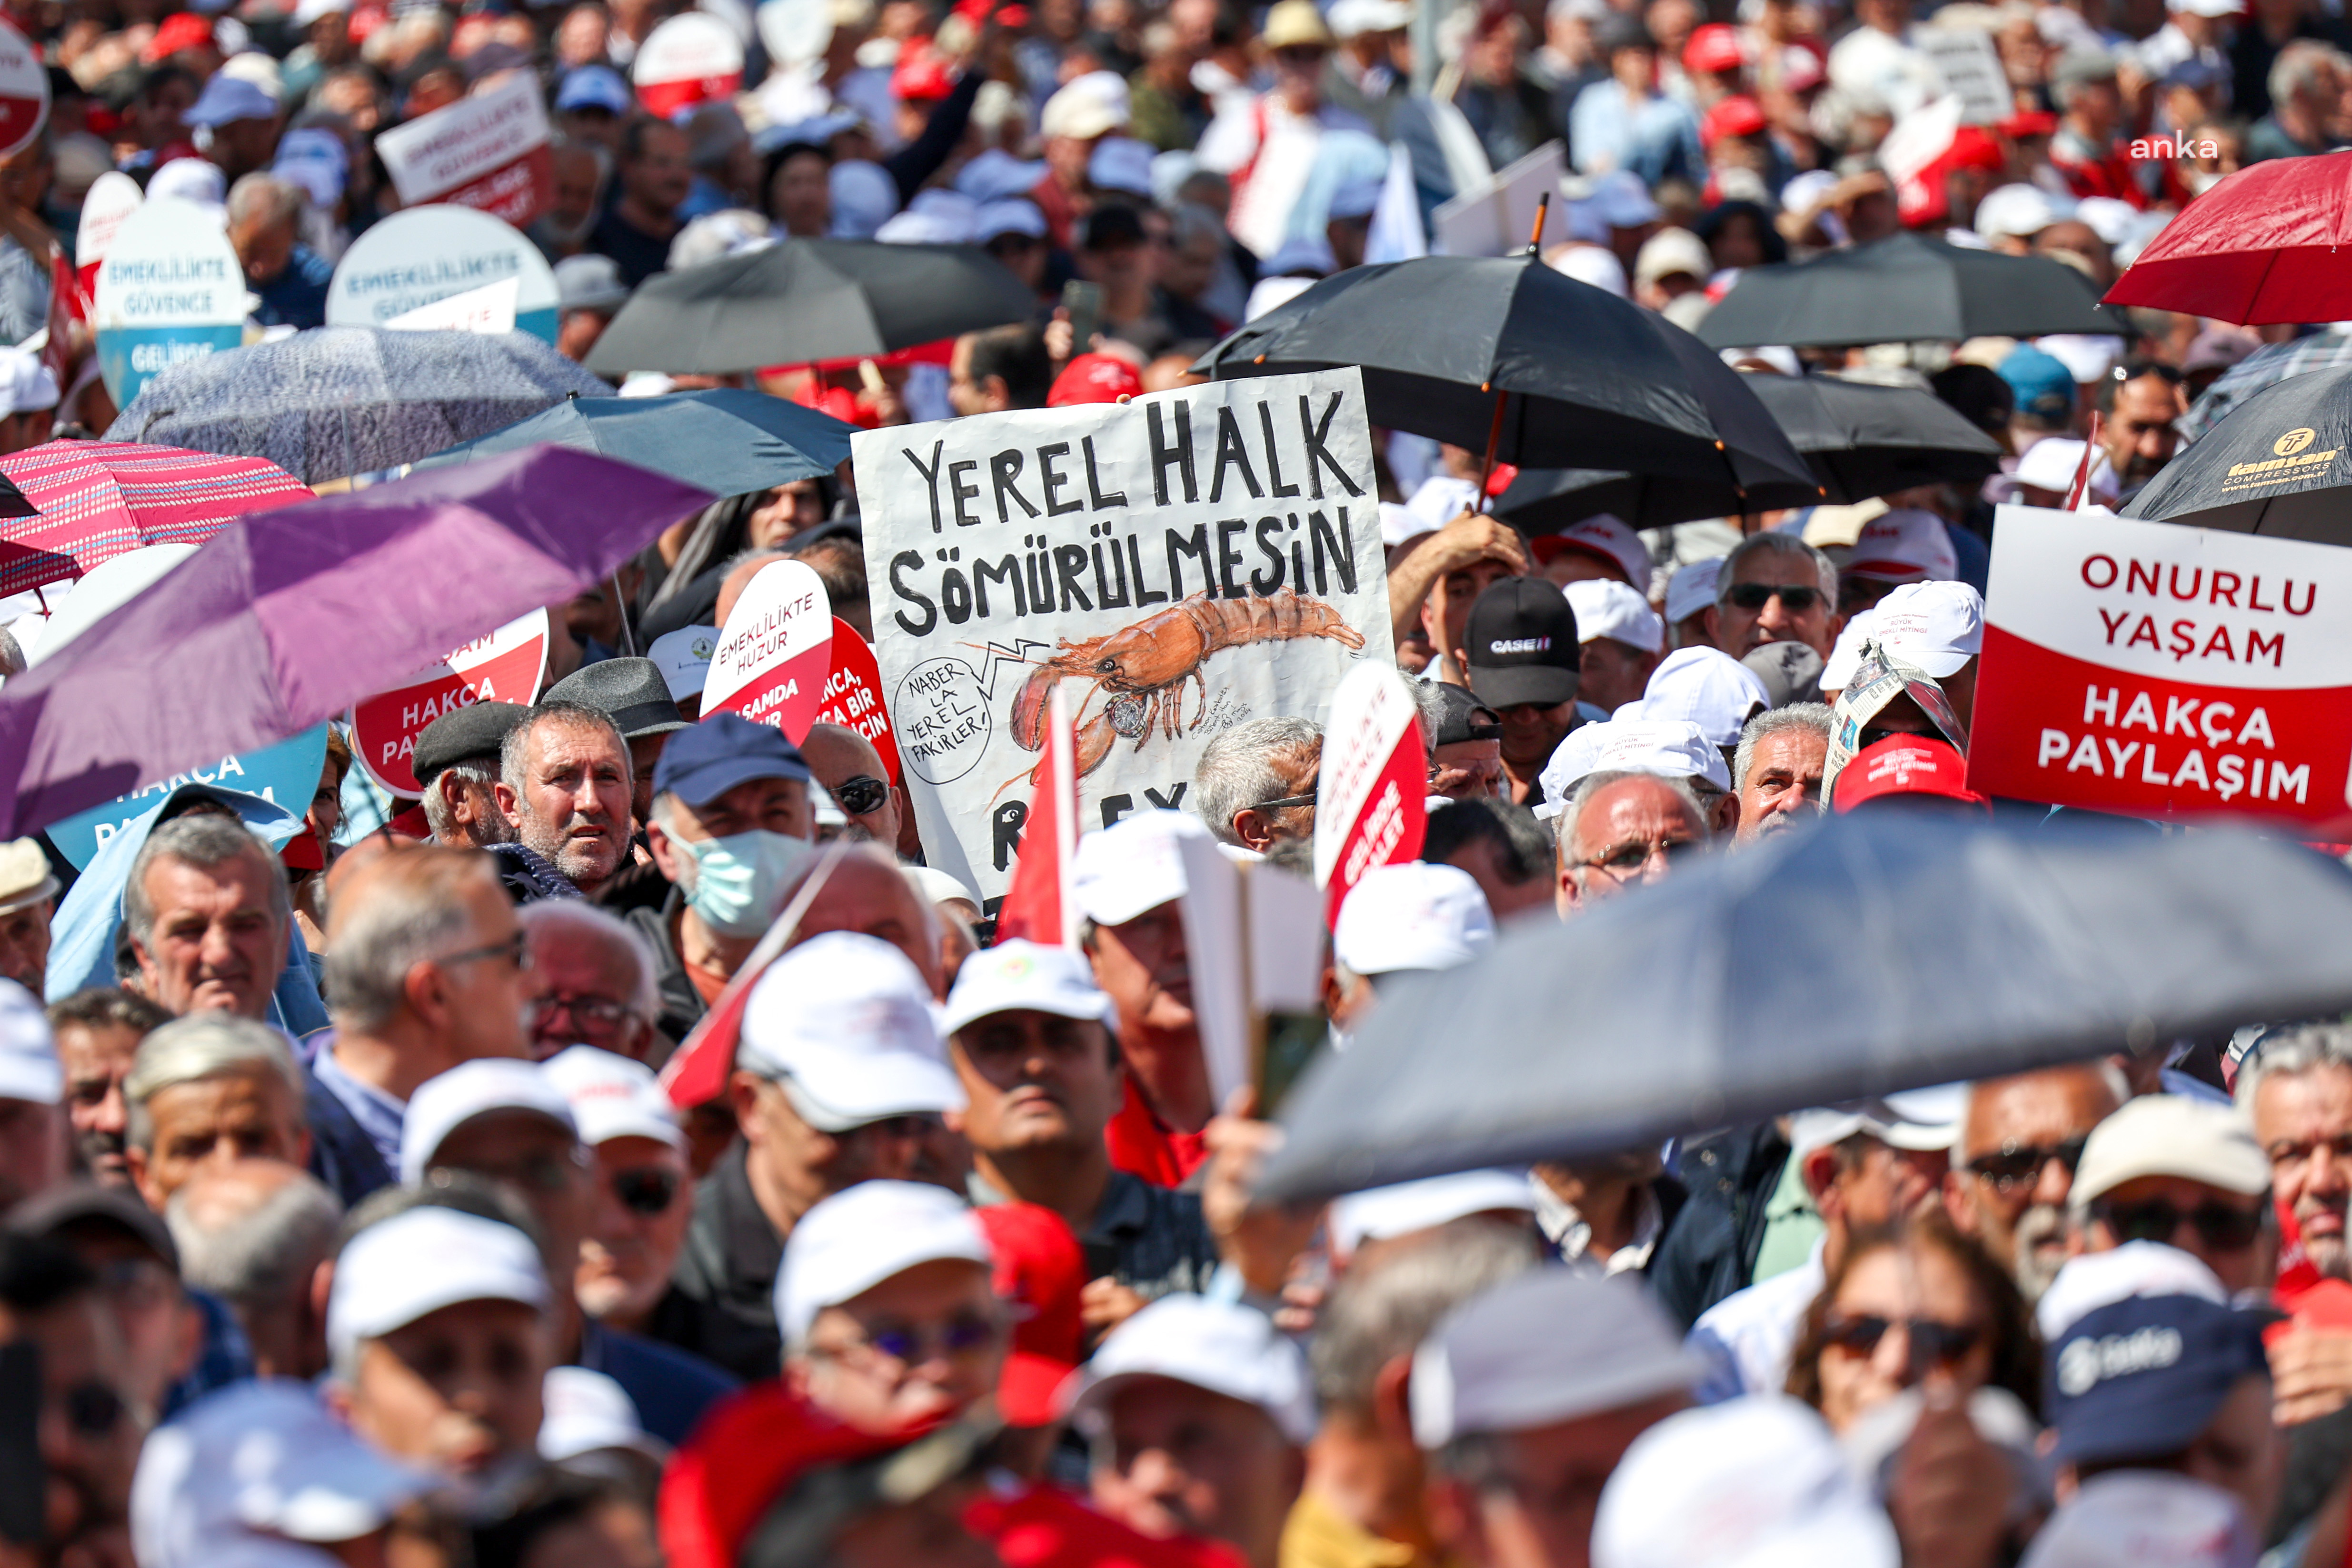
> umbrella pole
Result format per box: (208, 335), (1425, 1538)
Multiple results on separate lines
(1475, 194), (1555, 513)
(613, 571), (637, 656)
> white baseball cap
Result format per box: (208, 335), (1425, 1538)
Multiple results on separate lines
(1328, 1169), (1537, 1258)
(2035, 1241), (2228, 1343)
(540, 1046), (683, 1151)
(1405, 475), (1479, 536)
(1333, 862), (1495, 976)
(1412, 1270), (1700, 1448)
(0, 348), (59, 419)
(1535, 717), (1728, 819)
(1379, 501), (1434, 548)
(1070, 808), (1210, 927)
(1789, 1085), (1965, 1163)
(1549, 242), (1628, 299)
(0, 979), (59, 1105)
(773, 1179), (991, 1345)
(1040, 70), (1128, 140)
(2013, 436), (2119, 501)
(1328, 0), (1411, 36)
(648, 626), (716, 702)
(2166, 0), (2240, 16)
(739, 933), (964, 1132)
(327, 1207), (549, 1365)
(1593, 1396), (1900, 1568)
(1564, 578), (1665, 654)
(2070, 1094), (2271, 1210)
(398, 1060), (577, 1186)
(1844, 508), (1959, 584)
(539, 1367), (663, 1464)
(1976, 182), (2073, 242)
(1633, 227), (1713, 291)
(941, 938), (1114, 1037)
(1822, 607), (1875, 691)
(905, 865), (979, 910)
(1635, 646), (1771, 748)
(1869, 580), (1984, 679)
(1542, 513), (1650, 591)
(2039, 332), (2126, 385)
(1066, 1295), (1317, 1446)
(1664, 556), (1724, 626)
(2019, 1472), (2256, 1568)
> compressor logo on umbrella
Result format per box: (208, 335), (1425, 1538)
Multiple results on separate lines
(2278, 428), (2317, 457)
(2225, 427), (2339, 490)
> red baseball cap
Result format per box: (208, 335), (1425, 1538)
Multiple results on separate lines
(1701, 94), (1767, 145)
(1998, 108), (2058, 139)
(973, 1202), (1085, 1428)
(1047, 353), (1142, 406)
(143, 12), (216, 62)
(892, 39), (955, 103)
(1684, 22), (1744, 75)
(1832, 735), (1988, 814)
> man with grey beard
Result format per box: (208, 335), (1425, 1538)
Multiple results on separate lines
(1941, 1064), (2124, 1301)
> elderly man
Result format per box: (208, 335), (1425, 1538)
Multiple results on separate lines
(493, 699), (635, 899)
(49, 989), (169, 1189)
(543, 1045), (695, 1338)
(2071, 1094), (2272, 1297)
(658, 932), (964, 1381)
(518, 900), (661, 1064)
(1464, 580), (1585, 810)
(1195, 718), (1322, 852)
(123, 1013), (313, 1212)
(1562, 579), (1664, 716)
(0, 838), (58, 992)
(412, 702), (527, 852)
(1417, 684), (1507, 802)
(1943, 1064), (2123, 1304)
(789, 845), (948, 998)
(125, 814), (293, 1022)
(1731, 704), (1833, 846)
(225, 172), (333, 330)
(2243, 1024), (2352, 1290)
(1553, 769), (1709, 916)
(543, 657), (688, 830)
(309, 846), (536, 1202)
(1710, 533), (1843, 662)
(165, 1159), (341, 1381)
(800, 722), (906, 850)
(1074, 1296), (1315, 1568)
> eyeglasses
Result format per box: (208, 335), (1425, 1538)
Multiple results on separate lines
(526, 993), (638, 1030)
(832, 774), (891, 817)
(1725, 582), (1824, 613)
(1965, 1135), (2090, 1194)
(822, 1312), (1001, 1367)
(1822, 1313), (1983, 1370)
(2093, 1197), (2264, 1251)
(435, 1146), (591, 1195)
(1578, 836), (1703, 877)
(1250, 791), (1317, 813)
(435, 931), (532, 973)
(612, 1166), (681, 1216)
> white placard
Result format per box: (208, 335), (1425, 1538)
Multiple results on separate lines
(327, 204), (560, 343)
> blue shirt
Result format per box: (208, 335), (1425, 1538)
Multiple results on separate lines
(1568, 81), (1704, 187)
(308, 1037), (405, 1177)
(252, 244), (333, 331)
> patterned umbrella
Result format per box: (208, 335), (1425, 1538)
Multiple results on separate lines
(102, 326), (612, 485)
(0, 441), (311, 599)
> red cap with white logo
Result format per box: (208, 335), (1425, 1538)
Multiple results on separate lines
(1831, 734), (1988, 813)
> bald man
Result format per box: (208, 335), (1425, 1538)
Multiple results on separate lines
(801, 724), (903, 850)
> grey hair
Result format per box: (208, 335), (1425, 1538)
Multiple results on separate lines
(499, 700), (630, 800)
(1312, 1218), (1539, 1419)
(1559, 768), (1706, 849)
(0, 625), (23, 679)
(517, 899), (660, 1022)
(2235, 1021), (2352, 1111)
(166, 1167), (342, 1310)
(1949, 1060), (2129, 1161)
(1732, 702), (1834, 790)
(1193, 718), (1323, 845)
(2272, 40), (2347, 112)
(124, 813), (290, 957)
(225, 171), (304, 230)
(124, 1013), (305, 1152)
(1715, 532), (1838, 606)
(419, 757), (501, 842)
(319, 857), (484, 1032)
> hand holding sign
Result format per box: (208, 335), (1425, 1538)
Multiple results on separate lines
(351, 609), (550, 796)
(704, 560), (833, 739)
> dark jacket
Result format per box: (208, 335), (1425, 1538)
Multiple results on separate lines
(1648, 1121), (1790, 1331)
(648, 1138), (785, 1383)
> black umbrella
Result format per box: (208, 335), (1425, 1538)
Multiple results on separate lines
(411, 388), (856, 498)
(1497, 372), (2002, 531)
(1191, 254), (1816, 497)
(1255, 812), (2352, 1202)
(585, 240), (1038, 377)
(2123, 363), (2352, 539)
(1697, 232), (2128, 350)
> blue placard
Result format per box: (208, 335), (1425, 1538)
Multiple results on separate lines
(45, 725), (333, 869)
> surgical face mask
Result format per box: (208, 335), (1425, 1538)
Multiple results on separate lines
(679, 829), (814, 938)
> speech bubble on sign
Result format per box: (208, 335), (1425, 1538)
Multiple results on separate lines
(350, 609), (550, 797)
(704, 559), (833, 740)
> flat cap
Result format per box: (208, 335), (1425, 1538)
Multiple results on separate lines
(411, 700), (531, 788)
(544, 657), (688, 741)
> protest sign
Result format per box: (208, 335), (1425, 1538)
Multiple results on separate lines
(326, 205), (560, 344)
(91, 198), (246, 408)
(1919, 29), (2010, 123)
(46, 725), (331, 869)
(1313, 661), (1426, 924)
(1432, 141), (1563, 258)
(0, 20), (45, 161)
(386, 277), (520, 335)
(375, 71), (553, 227)
(811, 618), (901, 782)
(633, 14), (744, 118)
(349, 609), (550, 796)
(1968, 503), (2352, 826)
(853, 367), (1393, 903)
(703, 559), (833, 739)
(1173, 836), (1325, 1112)
(75, 171), (141, 300)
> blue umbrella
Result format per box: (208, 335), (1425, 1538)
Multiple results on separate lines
(1257, 812), (2352, 1201)
(105, 326), (611, 485)
(410, 388), (856, 497)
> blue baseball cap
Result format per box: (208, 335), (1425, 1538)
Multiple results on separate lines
(556, 65), (632, 115)
(1999, 344), (2076, 425)
(2046, 1293), (2272, 1465)
(652, 713), (812, 808)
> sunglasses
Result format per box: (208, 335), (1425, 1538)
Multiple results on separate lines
(612, 1166), (681, 1217)
(2094, 1197), (2264, 1251)
(1725, 582), (1824, 613)
(838, 1312), (999, 1366)
(1822, 1313), (1983, 1369)
(1965, 1135), (2089, 1194)
(1580, 836), (1703, 876)
(833, 774), (891, 817)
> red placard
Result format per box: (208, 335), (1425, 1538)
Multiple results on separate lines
(810, 618), (901, 781)
(0, 19), (46, 163)
(349, 609), (550, 797)
(1312, 662), (1428, 925)
(632, 14), (744, 119)
(373, 73), (554, 227)
(703, 560), (833, 739)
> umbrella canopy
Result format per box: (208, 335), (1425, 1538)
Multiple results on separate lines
(2122, 362), (2352, 538)
(1497, 372), (2002, 530)
(2177, 331), (2352, 444)
(104, 327), (613, 486)
(0, 442), (310, 599)
(1191, 255), (1816, 489)
(411, 388), (857, 498)
(2104, 152), (2352, 323)
(1256, 812), (2352, 1202)
(1697, 232), (2126, 350)
(584, 240), (1037, 377)
(0, 447), (713, 841)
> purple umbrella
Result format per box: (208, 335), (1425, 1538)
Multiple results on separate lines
(0, 446), (713, 840)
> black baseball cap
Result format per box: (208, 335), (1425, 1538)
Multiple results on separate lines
(1465, 578), (1582, 709)
(1422, 682), (1503, 747)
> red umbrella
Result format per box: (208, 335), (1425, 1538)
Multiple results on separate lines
(2105, 150), (2352, 323)
(0, 441), (311, 599)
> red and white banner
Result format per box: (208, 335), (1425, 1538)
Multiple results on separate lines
(0, 19), (46, 163)
(374, 72), (554, 228)
(633, 14), (745, 119)
(811, 617), (901, 782)
(74, 172), (141, 302)
(994, 680), (1079, 949)
(1313, 662), (1427, 924)
(1968, 504), (2352, 827)
(704, 560), (832, 738)
(350, 609), (550, 797)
